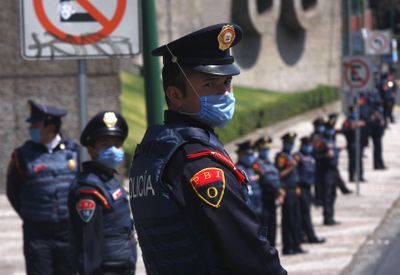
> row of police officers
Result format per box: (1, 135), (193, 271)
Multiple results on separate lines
(7, 22), (396, 275)
(7, 23), (289, 274)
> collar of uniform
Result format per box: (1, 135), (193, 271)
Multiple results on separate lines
(164, 110), (214, 132)
(82, 161), (115, 179)
(45, 134), (62, 153)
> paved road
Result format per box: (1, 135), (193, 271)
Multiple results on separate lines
(1, 102), (399, 275)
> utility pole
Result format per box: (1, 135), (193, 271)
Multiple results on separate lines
(142, 0), (164, 126)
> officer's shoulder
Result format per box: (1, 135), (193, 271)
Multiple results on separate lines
(61, 138), (79, 151)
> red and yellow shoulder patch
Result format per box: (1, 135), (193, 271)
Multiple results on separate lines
(190, 167), (225, 208)
(277, 155), (287, 168)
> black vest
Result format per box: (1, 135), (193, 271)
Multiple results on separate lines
(72, 171), (136, 268)
(19, 140), (78, 223)
(129, 124), (231, 274)
(295, 152), (315, 186)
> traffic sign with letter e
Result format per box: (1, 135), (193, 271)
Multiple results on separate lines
(21, 0), (140, 60)
(342, 56), (373, 92)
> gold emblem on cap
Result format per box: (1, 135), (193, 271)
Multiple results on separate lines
(217, 25), (235, 51)
(103, 112), (118, 128)
(68, 159), (77, 171)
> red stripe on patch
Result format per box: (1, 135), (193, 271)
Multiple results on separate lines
(76, 199), (95, 210)
(190, 168), (224, 188)
(33, 164), (46, 173)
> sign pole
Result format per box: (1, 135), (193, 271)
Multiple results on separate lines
(79, 59), (89, 163)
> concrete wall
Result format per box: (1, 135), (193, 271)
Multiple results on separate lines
(153, 0), (342, 92)
(0, 2), (121, 191)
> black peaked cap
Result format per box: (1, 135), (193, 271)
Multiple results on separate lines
(80, 111), (128, 147)
(152, 23), (243, 76)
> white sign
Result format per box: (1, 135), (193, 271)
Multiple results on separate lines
(21, 0), (140, 60)
(365, 31), (391, 55)
(342, 56), (374, 92)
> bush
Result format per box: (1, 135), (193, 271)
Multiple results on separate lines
(215, 85), (339, 143)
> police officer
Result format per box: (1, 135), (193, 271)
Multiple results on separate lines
(368, 101), (386, 169)
(293, 137), (325, 244)
(129, 23), (286, 274)
(380, 70), (397, 125)
(325, 113), (352, 195)
(342, 106), (367, 182)
(252, 136), (285, 247)
(275, 132), (306, 255)
(314, 123), (341, 225)
(235, 140), (263, 219)
(6, 100), (78, 275)
(310, 117), (326, 206)
(68, 111), (137, 275)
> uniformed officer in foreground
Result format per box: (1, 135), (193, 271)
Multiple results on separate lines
(69, 111), (137, 275)
(6, 100), (78, 275)
(129, 23), (286, 274)
(253, 136), (285, 247)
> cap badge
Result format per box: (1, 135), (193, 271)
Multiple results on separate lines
(217, 25), (235, 51)
(103, 112), (118, 128)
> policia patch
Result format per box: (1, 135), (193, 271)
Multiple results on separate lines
(190, 167), (226, 208)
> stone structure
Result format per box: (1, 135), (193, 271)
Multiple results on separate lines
(154, 0), (342, 92)
(0, 2), (121, 191)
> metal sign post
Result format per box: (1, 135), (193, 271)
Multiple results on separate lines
(79, 59), (89, 162)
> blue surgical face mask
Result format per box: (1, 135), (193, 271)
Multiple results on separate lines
(302, 145), (313, 155)
(317, 125), (325, 134)
(195, 93), (235, 128)
(98, 146), (124, 169)
(29, 128), (41, 143)
(259, 148), (270, 160)
(239, 154), (256, 167)
(284, 143), (294, 153)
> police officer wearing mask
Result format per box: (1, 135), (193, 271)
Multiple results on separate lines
(129, 23), (286, 274)
(69, 111), (137, 275)
(310, 117), (326, 206)
(368, 101), (386, 169)
(6, 100), (78, 275)
(293, 137), (325, 244)
(235, 140), (263, 219)
(252, 136), (285, 247)
(275, 132), (306, 255)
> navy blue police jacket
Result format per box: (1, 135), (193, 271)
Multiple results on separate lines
(69, 161), (137, 275)
(236, 162), (263, 217)
(129, 111), (287, 275)
(293, 151), (315, 187)
(253, 158), (281, 194)
(275, 151), (299, 189)
(6, 138), (78, 223)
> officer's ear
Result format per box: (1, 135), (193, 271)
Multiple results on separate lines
(165, 85), (184, 109)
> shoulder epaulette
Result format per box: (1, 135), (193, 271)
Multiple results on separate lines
(79, 189), (111, 209)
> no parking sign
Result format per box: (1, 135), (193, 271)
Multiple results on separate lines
(365, 31), (391, 56)
(21, 0), (140, 59)
(342, 56), (374, 92)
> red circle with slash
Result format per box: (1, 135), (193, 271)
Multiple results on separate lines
(33, 0), (127, 45)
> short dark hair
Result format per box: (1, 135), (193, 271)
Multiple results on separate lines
(161, 64), (194, 103)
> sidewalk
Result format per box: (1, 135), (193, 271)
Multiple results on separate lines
(225, 101), (400, 275)
(1, 101), (399, 275)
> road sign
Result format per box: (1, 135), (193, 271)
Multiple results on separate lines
(365, 31), (391, 56)
(21, 0), (140, 60)
(342, 56), (373, 92)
